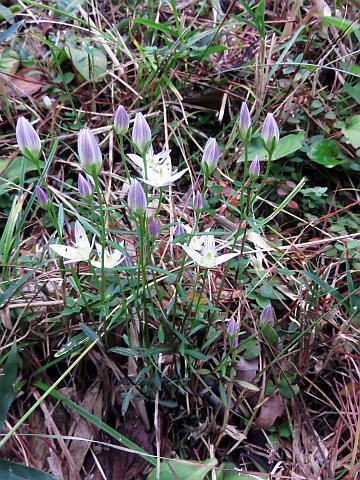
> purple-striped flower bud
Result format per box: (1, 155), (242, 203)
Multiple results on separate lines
(122, 255), (132, 267)
(193, 191), (203, 210)
(35, 186), (49, 207)
(260, 305), (275, 325)
(128, 178), (147, 215)
(132, 112), (152, 154)
(78, 128), (103, 177)
(238, 102), (251, 141)
(175, 222), (186, 236)
(78, 174), (93, 198)
(149, 217), (159, 238)
(16, 116), (41, 160)
(114, 105), (129, 135)
(249, 155), (260, 180)
(261, 113), (279, 151)
(201, 137), (220, 175)
(227, 317), (239, 348)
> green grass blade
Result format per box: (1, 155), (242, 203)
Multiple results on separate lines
(0, 343), (17, 431)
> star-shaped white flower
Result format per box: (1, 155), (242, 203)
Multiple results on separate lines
(181, 235), (240, 268)
(127, 148), (187, 188)
(49, 220), (92, 265)
(90, 243), (123, 269)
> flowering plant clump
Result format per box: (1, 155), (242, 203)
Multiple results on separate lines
(21, 104), (290, 475)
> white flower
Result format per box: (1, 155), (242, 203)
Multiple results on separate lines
(181, 235), (240, 268)
(91, 243), (123, 269)
(49, 220), (92, 265)
(183, 225), (206, 251)
(127, 148), (187, 188)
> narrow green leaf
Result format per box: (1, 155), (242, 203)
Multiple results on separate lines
(133, 18), (178, 37)
(0, 343), (17, 430)
(299, 270), (343, 303)
(146, 458), (217, 480)
(0, 268), (37, 306)
(0, 21), (23, 41)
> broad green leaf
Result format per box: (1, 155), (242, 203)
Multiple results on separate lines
(279, 375), (299, 399)
(0, 459), (56, 480)
(146, 458), (217, 480)
(307, 138), (345, 168)
(0, 157), (42, 185)
(65, 45), (107, 81)
(260, 323), (278, 345)
(240, 132), (305, 162)
(0, 47), (20, 74)
(341, 115), (360, 148)
(343, 81), (360, 103)
(0, 343), (17, 430)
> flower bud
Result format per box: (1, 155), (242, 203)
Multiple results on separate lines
(78, 174), (93, 197)
(238, 102), (251, 141)
(42, 95), (53, 109)
(201, 137), (220, 175)
(193, 191), (203, 210)
(249, 155), (260, 180)
(122, 255), (132, 267)
(35, 186), (49, 207)
(227, 317), (239, 348)
(149, 217), (159, 238)
(261, 113), (279, 151)
(77, 128), (103, 177)
(128, 178), (147, 215)
(16, 116), (41, 160)
(132, 112), (152, 154)
(175, 223), (186, 236)
(114, 105), (129, 135)
(260, 305), (275, 325)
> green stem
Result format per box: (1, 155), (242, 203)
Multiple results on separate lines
(93, 174), (106, 306)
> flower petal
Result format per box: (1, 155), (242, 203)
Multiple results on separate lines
(214, 252), (240, 266)
(181, 245), (203, 265)
(169, 168), (188, 183)
(74, 220), (90, 250)
(127, 153), (144, 169)
(49, 244), (85, 262)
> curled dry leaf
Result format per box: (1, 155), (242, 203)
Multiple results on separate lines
(253, 394), (284, 430)
(5, 67), (45, 97)
(234, 357), (258, 388)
